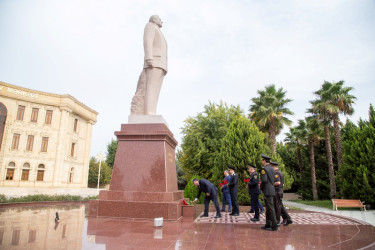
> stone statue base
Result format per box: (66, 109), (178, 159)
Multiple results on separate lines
(128, 114), (168, 127)
(88, 123), (183, 220)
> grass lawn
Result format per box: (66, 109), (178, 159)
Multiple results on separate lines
(290, 200), (332, 209)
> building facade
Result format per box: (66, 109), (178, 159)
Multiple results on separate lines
(0, 81), (97, 188)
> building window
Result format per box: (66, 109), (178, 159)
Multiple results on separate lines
(69, 167), (74, 183)
(6, 162), (16, 180)
(45, 110), (53, 124)
(11, 133), (20, 150)
(21, 163), (30, 181)
(37, 164), (45, 181)
(41, 137), (48, 152)
(26, 135), (34, 151)
(73, 119), (78, 132)
(11, 229), (20, 246)
(16, 105), (25, 121)
(30, 108), (39, 123)
(0, 102), (7, 152)
(71, 143), (75, 157)
(28, 230), (36, 243)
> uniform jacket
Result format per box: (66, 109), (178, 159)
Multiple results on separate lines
(143, 22), (168, 72)
(196, 179), (216, 199)
(274, 169), (283, 195)
(248, 171), (261, 195)
(222, 175), (231, 193)
(228, 173), (238, 194)
(260, 164), (276, 196)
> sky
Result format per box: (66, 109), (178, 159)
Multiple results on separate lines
(0, 0), (374, 157)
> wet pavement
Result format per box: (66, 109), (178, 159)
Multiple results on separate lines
(0, 203), (374, 249)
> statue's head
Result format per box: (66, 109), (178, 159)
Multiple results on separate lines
(149, 15), (163, 28)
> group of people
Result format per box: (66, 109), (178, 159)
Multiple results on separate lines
(192, 153), (293, 231)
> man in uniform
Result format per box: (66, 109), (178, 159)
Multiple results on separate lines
(193, 178), (221, 218)
(260, 154), (278, 231)
(271, 161), (293, 226)
(227, 166), (239, 216)
(247, 164), (261, 221)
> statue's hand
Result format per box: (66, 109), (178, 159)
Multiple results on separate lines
(146, 59), (153, 67)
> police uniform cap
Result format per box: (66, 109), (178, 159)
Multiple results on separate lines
(270, 161), (279, 166)
(261, 154), (271, 160)
(228, 166), (236, 171)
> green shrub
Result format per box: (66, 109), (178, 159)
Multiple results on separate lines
(184, 175), (205, 204)
(0, 194), (98, 203)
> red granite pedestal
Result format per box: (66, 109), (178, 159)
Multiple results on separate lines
(89, 123), (184, 220)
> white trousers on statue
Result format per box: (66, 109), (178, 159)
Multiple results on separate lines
(144, 67), (165, 115)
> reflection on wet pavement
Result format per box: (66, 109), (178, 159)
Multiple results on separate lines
(0, 203), (374, 249)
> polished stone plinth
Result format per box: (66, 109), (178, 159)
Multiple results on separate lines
(89, 123), (184, 220)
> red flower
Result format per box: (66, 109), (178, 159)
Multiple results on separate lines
(223, 180), (228, 185)
(219, 183), (223, 187)
(244, 178), (250, 183)
(182, 199), (188, 205)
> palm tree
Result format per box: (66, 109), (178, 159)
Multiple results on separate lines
(314, 81), (356, 170)
(284, 125), (305, 179)
(310, 99), (337, 198)
(305, 114), (322, 200)
(249, 84), (294, 153)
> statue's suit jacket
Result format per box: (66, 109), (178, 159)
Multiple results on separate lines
(143, 22), (168, 73)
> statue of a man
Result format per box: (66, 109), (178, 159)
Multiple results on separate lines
(131, 15), (167, 115)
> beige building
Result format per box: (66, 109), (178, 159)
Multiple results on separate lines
(0, 81), (98, 188)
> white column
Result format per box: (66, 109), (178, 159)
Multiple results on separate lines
(81, 120), (94, 187)
(52, 107), (71, 187)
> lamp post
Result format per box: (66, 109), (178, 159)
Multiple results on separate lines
(95, 152), (105, 189)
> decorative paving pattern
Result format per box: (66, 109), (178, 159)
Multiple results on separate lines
(194, 212), (370, 225)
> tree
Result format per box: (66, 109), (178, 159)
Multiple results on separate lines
(106, 139), (118, 168)
(178, 101), (242, 181)
(314, 81), (356, 170)
(88, 157), (113, 185)
(249, 84), (294, 153)
(284, 124), (305, 179)
(305, 115), (321, 200)
(214, 116), (293, 205)
(339, 105), (375, 207)
(310, 99), (337, 198)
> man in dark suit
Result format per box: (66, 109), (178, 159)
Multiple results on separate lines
(227, 166), (240, 216)
(271, 161), (293, 226)
(247, 164), (261, 221)
(193, 178), (221, 218)
(260, 154), (278, 231)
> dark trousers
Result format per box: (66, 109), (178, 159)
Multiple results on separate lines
(222, 191), (232, 211)
(250, 199), (264, 212)
(229, 191), (239, 214)
(203, 192), (221, 216)
(274, 193), (282, 224)
(264, 195), (277, 228)
(280, 199), (292, 221)
(250, 193), (260, 219)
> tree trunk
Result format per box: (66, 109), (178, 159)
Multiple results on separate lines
(297, 145), (303, 178)
(309, 138), (319, 200)
(332, 113), (343, 170)
(324, 124), (336, 198)
(270, 119), (276, 153)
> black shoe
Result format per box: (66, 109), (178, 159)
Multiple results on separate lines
(250, 218), (260, 222)
(261, 226), (271, 230)
(284, 220), (293, 226)
(265, 227), (278, 231)
(200, 214), (208, 218)
(214, 215), (221, 218)
(220, 209), (225, 212)
(233, 213), (239, 216)
(248, 210), (254, 213)
(281, 219), (287, 225)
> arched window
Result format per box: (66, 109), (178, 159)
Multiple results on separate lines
(6, 162), (15, 180)
(21, 163), (30, 181)
(69, 167), (74, 183)
(37, 164), (45, 181)
(0, 102), (7, 152)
